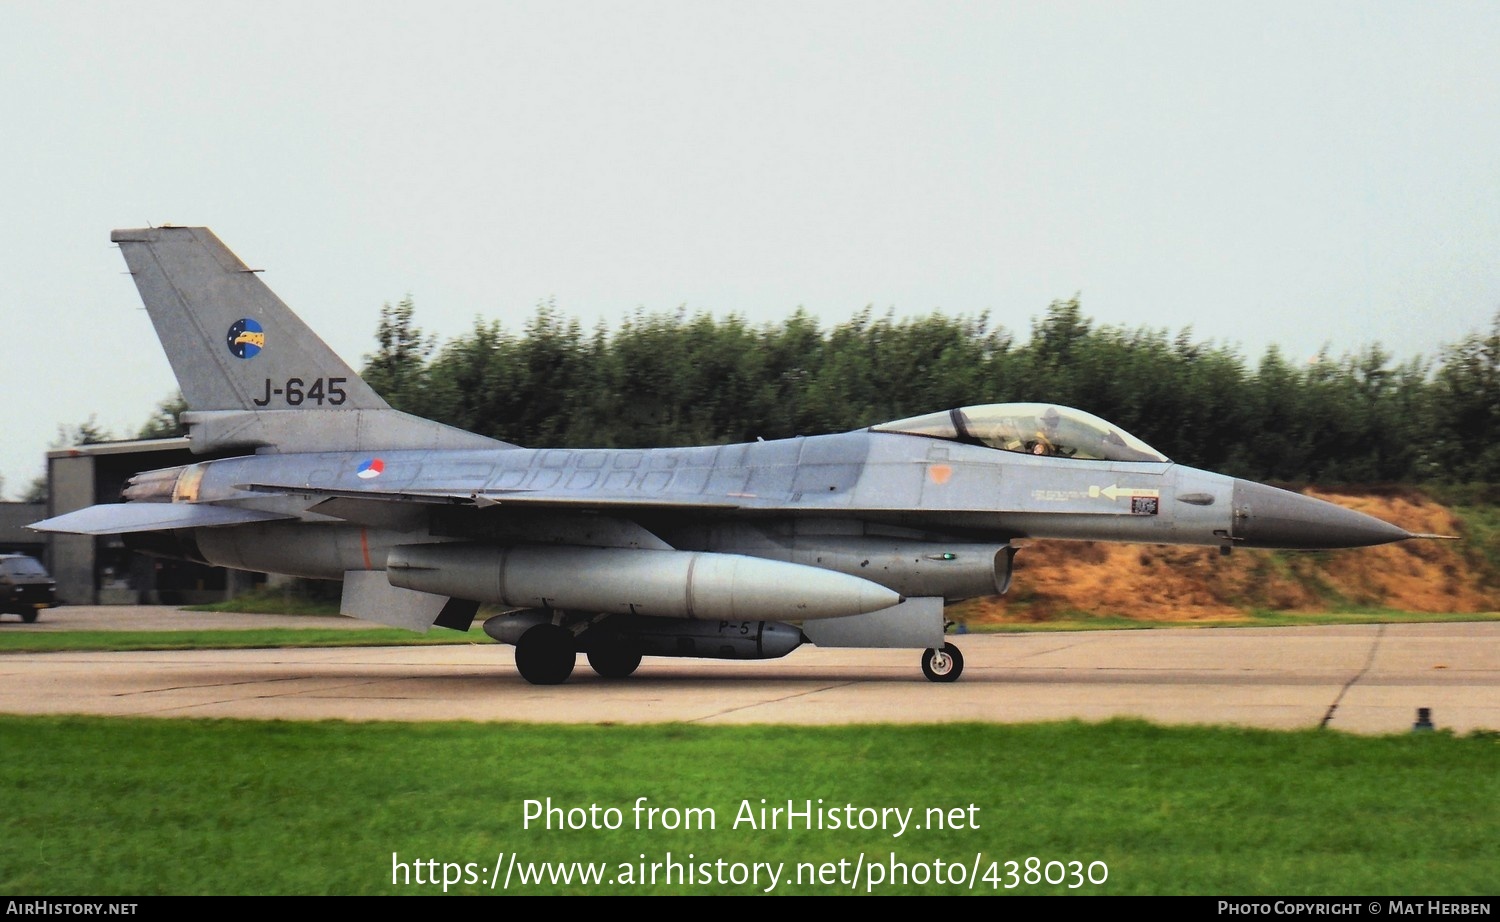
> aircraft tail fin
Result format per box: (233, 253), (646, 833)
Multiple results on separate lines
(113, 227), (388, 413)
(112, 227), (506, 454)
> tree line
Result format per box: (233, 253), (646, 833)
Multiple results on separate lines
(22, 296), (1489, 502)
(359, 296), (1500, 485)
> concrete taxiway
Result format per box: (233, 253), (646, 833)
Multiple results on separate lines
(0, 607), (1494, 734)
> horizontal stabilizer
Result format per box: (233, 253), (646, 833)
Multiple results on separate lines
(29, 503), (294, 536)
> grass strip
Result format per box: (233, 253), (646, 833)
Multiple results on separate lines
(0, 716), (1494, 895)
(0, 627), (487, 653)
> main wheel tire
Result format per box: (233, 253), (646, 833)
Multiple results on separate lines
(587, 644), (643, 679)
(514, 624), (576, 685)
(921, 643), (964, 682)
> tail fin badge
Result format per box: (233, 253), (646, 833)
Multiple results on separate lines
(356, 458), (385, 480)
(226, 318), (265, 359)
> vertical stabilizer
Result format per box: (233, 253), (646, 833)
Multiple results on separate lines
(110, 227), (508, 454)
(112, 227), (389, 412)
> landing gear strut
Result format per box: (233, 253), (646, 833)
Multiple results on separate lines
(514, 623), (576, 685)
(921, 643), (963, 682)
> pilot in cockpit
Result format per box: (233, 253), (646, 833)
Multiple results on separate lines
(1026, 407), (1062, 455)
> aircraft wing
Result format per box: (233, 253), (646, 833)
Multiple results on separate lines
(30, 503), (296, 536)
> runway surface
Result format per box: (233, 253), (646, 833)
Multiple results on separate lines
(0, 607), (1495, 734)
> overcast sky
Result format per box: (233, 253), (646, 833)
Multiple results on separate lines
(3, 1), (1498, 497)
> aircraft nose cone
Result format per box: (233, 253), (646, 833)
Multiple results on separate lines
(1231, 479), (1412, 549)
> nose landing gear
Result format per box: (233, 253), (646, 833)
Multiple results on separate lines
(921, 643), (964, 682)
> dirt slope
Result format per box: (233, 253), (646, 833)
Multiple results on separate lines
(957, 488), (1497, 625)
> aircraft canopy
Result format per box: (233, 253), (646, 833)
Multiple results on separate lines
(871, 403), (1169, 463)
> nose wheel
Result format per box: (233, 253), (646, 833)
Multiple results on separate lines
(921, 643), (963, 682)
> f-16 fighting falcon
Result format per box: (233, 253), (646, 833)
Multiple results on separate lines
(33, 228), (1424, 684)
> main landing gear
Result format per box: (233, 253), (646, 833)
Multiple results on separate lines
(514, 623), (576, 685)
(921, 643), (964, 682)
(585, 638), (643, 679)
(514, 623), (645, 684)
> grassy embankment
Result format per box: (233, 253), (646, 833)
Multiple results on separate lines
(959, 486), (1500, 627)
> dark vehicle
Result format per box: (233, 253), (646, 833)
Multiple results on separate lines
(0, 555), (56, 622)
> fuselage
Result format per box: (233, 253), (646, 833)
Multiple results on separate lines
(121, 424), (1409, 604)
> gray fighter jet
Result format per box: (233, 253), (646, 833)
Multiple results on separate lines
(33, 228), (1422, 684)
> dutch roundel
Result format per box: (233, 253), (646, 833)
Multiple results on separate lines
(356, 458), (385, 479)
